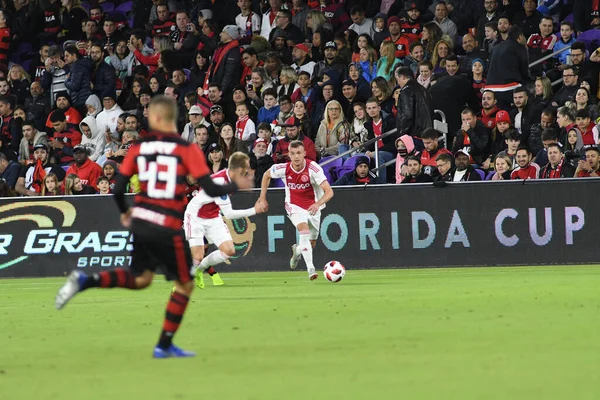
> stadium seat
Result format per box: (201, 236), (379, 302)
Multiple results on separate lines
(475, 169), (485, 180)
(335, 164), (355, 179)
(183, 68), (191, 81)
(100, 2), (115, 13)
(343, 154), (366, 168)
(81, 1), (91, 12)
(485, 171), (495, 180)
(115, 1), (133, 14)
(271, 177), (285, 188)
(10, 42), (32, 63)
(319, 156), (343, 184)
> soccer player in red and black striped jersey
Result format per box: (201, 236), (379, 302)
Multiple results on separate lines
(55, 96), (248, 358)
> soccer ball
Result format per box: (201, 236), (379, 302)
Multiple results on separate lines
(323, 261), (345, 283)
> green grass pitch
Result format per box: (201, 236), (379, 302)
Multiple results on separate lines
(1, 267), (599, 400)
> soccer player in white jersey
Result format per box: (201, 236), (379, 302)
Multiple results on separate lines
(184, 152), (266, 288)
(258, 140), (334, 280)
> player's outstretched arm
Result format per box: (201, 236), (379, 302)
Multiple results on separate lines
(197, 174), (239, 197)
(258, 169), (272, 208)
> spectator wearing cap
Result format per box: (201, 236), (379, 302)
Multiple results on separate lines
(451, 149), (482, 181)
(252, 138), (275, 187)
(575, 147), (600, 177)
(95, 91), (124, 138)
(15, 143), (66, 196)
(208, 105), (226, 141)
(269, 9), (305, 45)
(273, 116), (317, 163)
(65, 144), (103, 190)
(63, 45), (92, 110)
(0, 152), (21, 189)
(182, 105), (210, 143)
(207, 142), (228, 174)
(49, 110), (82, 167)
(45, 91), (83, 134)
(89, 43), (116, 99)
(316, 100), (350, 157)
(348, 5), (373, 37)
(340, 79), (367, 122)
(402, 156), (434, 184)
(291, 43), (316, 78)
(384, 16), (411, 59)
(203, 25), (242, 98)
(395, 66), (433, 138)
(401, 2), (424, 44)
(312, 41), (348, 85)
(509, 87), (541, 146)
(334, 155), (376, 186)
(79, 115), (105, 163)
(19, 120), (49, 165)
(452, 108), (489, 166)
(539, 143), (575, 178)
(484, 110), (512, 169)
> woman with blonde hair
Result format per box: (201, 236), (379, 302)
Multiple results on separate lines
(532, 76), (552, 109)
(8, 64), (31, 105)
(315, 100), (350, 157)
(64, 174), (95, 195)
(277, 66), (299, 98)
(431, 39), (453, 74)
(129, 35), (172, 75)
(42, 173), (60, 196)
(358, 46), (378, 83)
(306, 10), (327, 41)
(491, 154), (513, 180)
(370, 77), (394, 114)
(377, 41), (401, 83)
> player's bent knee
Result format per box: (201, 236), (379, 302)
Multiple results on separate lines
(219, 241), (235, 257)
(135, 272), (153, 289)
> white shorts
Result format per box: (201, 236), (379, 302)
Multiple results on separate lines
(183, 213), (232, 248)
(285, 203), (321, 240)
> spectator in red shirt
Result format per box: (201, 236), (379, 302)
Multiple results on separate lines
(65, 144), (103, 189)
(420, 127), (450, 176)
(511, 147), (540, 179)
(574, 109), (595, 146)
(478, 89), (501, 131)
(49, 110), (82, 166)
(273, 117), (317, 163)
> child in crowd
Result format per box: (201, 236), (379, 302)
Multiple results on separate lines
(96, 176), (111, 194)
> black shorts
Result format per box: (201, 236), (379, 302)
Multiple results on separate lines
(130, 221), (193, 284)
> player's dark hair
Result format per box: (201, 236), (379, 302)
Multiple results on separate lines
(421, 128), (440, 140)
(50, 110), (66, 123)
(541, 128), (558, 141)
(406, 155), (421, 164)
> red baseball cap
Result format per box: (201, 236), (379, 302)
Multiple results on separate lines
(254, 138), (267, 146)
(495, 110), (510, 124)
(294, 43), (310, 54)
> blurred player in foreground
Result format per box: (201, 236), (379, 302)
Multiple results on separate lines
(55, 96), (250, 358)
(258, 138), (334, 280)
(184, 152), (266, 288)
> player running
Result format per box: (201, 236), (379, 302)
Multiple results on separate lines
(258, 139), (334, 280)
(55, 96), (250, 359)
(184, 152), (266, 288)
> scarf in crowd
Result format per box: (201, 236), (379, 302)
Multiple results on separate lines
(236, 115), (250, 140)
(32, 159), (47, 193)
(204, 40), (239, 91)
(543, 158), (564, 179)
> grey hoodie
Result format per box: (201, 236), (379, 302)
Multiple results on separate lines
(80, 116), (105, 162)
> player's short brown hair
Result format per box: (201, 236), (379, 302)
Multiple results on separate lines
(148, 95), (178, 124)
(289, 140), (304, 149)
(229, 151), (250, 170)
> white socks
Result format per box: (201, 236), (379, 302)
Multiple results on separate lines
(297, 232), (315, 273)
(199, 250), (230, 271)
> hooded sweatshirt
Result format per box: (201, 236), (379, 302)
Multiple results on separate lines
(395, 135), (416, 184)
(80, 116), (105, 162)
(85, 95), (102, 117)
(372, 13), (389, 48)
(95, 103), (124, 137)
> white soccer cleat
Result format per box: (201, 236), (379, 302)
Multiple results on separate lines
(290, 244), (301, 270)
(55, 270), (84, 310)
(308, 267), (318, 281)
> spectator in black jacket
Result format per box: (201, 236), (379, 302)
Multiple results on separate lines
(252, 138), (274, 188)
(539, 143), (575, 178)
(312, 41), (347, 85)
(205, 25), (242, 98)
(573, 0), (600, 34)
(394, 66), (432, 137)
(486, 25), (532, 110)
(509, 87), (541, 147)
(334, 155), (376, 186)
(452, 108), (489, 166)
(435, 152), (454, 181)
(364, 98), (397, 183)
(63, 45), (92, 111)
(0, 95), (22, 162)
(551, 65), (579, 108)
(401, 156), (433, 184)
(89, 43), (116, 99)
(451, 149), (482, 181)
(476, 0), (500, 46)
(25, 82), (51, 132)
(0, 152), (20, 188)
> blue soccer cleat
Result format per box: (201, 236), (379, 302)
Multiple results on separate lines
(152, 344), (196, 359)
(55, 270), (87, 310)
